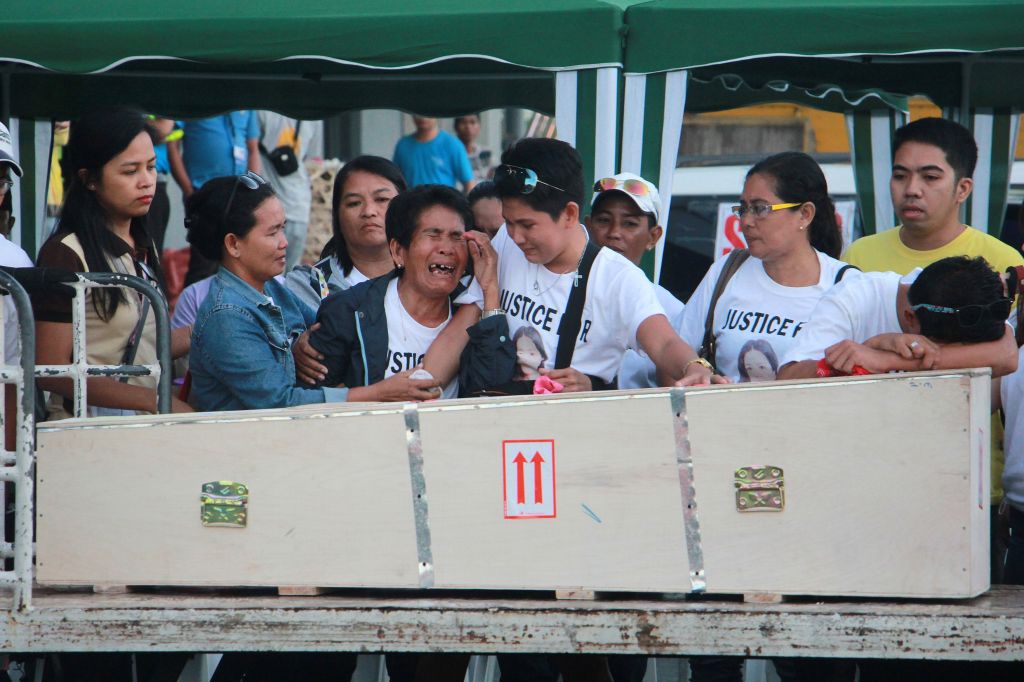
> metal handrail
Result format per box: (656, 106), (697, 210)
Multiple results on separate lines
(0, 268), (174, 612)
(35, 272), (172, 417)
(0, 270), (35, 612)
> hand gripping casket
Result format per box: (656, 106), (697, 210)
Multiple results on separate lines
(36, 370), (990, 598)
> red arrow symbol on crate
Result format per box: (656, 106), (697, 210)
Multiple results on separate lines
(514, 453), (527, 504)
(531, 452), (545, 503)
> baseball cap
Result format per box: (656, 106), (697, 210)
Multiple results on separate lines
(0, 122), (23, 177)
(591, 172), (661, 224)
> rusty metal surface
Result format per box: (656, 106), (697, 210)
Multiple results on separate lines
(3, 587), (1024, 660)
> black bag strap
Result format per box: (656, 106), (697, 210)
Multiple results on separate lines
(258, 120), (302, 157)
(834, 263), (859, 284)
(119, 297), (150, 383)
(554, 240), (601, 370)
(699, 248), (750, 365)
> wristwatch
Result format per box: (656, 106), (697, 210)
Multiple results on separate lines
(685, 357), (714, 372)
(481, 308), (506, 319)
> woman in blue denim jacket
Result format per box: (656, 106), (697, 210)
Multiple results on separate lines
(186, 173), (350, 412)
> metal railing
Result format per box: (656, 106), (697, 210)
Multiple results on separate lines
(0, 268), (173, 611)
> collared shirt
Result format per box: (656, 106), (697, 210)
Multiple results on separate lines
(189, 267), (348, 412)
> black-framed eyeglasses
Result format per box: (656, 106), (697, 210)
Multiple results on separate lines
(911, 298), (1012, 327)
(494, 164), (565, 194)
(222, 171), (267, 223)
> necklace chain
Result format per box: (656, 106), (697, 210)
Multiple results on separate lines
(531, 243), (587, 295)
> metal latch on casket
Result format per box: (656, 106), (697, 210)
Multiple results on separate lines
(734, 466), (784, 512)
(200, 481), (249, 527)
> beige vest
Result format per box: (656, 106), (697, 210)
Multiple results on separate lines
(47, 233), (158, 420)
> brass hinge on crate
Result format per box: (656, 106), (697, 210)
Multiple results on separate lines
(734, 466), (784, 512)
(200, 481), (249, 528)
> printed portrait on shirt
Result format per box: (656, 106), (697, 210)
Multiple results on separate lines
(513, 325), (547, 380)
(737, 338), (779, 383)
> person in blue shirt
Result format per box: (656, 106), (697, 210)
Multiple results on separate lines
(170, 112), (263, 286)
(186, 172), (350, 413)
(393, 116), (475, 192)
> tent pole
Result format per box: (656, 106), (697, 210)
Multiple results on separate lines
(1, 70), (10, 125)
(959, 59), (973, 128)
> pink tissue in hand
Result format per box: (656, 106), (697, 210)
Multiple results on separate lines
(533, 376), (564, 394)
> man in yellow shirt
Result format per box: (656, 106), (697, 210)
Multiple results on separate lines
(844, 117), (1020, 605)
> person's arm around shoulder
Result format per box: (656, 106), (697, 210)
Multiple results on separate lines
(929, 323), (1018, 378)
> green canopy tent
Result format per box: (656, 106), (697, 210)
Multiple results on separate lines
(621, 0), (1024, 279)
(0, 0), (634, 254)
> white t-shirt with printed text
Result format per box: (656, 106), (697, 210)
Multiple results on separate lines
(492, 225), (666, 384)
(617, 284), (685, 389)
(383, 279), (460, 399)
(678, 251), (859, 383)
(781, 270), (907, 367)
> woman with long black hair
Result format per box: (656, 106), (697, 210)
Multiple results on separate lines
(33, 107), (191, 420)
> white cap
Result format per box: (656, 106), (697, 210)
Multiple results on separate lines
(590, 172), (661, 224)
(0, 122), (23, 177)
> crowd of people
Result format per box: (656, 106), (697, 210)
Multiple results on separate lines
(2, 106), (1024, 680)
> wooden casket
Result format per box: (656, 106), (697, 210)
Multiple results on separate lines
(35, 370), (991, 598)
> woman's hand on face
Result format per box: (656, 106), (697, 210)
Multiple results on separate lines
(373, 369), (443, 402)
(463, 230), (499, 295)
(539, 367), (592, 392)
(293, 323), (328, 385)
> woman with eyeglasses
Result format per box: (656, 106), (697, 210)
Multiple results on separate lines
(33, 107), (193, 422)
(676, 151), (856, 386)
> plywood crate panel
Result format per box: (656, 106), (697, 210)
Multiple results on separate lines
(35, 370), (990, 598)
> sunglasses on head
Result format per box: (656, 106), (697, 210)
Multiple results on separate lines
(911, 298), (1012, 327)
(494, 164), (565, 195)
(223, 171), (267, 223)
(593, 177), (651, 198)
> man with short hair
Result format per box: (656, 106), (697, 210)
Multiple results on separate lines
(844, 117), (1022, 274)
(454, 113), (495, 182)
(393, 116), (474, 191)
(842, 116), (1023, 604)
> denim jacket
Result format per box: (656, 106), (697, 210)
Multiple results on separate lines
(190, 267), (349, 412)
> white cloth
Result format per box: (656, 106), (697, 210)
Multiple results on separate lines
(617, 284), (685, 389)
(383, 279), (459, 398)
(492, 225), (666, 384)
(0, 235), (33, 365)
(1002, 347), (1024, 510)
(677, 251), (860, 383)
(781, 270), (905, 367)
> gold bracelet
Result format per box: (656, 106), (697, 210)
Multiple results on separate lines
(685, 357), (714, 372)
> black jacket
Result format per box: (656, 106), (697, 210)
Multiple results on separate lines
(309, 272), (514, 396)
